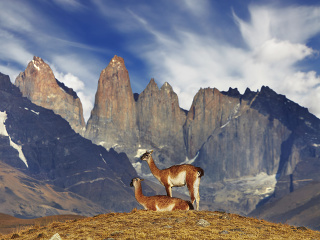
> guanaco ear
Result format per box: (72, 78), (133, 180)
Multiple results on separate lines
(130, 179), (134, 187)
(140, 178), (145, 181)
(150, 150), (153, 154)
(140, 152), (147, 160)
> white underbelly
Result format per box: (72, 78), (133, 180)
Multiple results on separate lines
(169, 171), (186, 187)
(156, 203), (175, 211)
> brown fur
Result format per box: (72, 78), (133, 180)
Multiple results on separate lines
(130, 178), (193, 211)
(140, 150), (204, 210)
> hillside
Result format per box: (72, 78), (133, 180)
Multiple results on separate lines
(251, 181), (320, 230)
(0, 162), (105, 218)
(0, 72), (140, 215)
(1, 210), (319, 240)
(0, 213), (85, 235)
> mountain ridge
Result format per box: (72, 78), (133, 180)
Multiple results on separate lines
(15, 56), (86, 135)
(0, 72), (142, 217)
(5, 55), (320, 230)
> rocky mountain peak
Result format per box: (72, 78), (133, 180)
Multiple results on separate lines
(184, 87), (241, 158)
(0, 73), (21, 95)
(136, 78), (187, 165)
(145, 78), (159, 92)
(31, 56), (45, 70)
(15, 56), (85, 134)
(222, 87), (241, 97)
(85, 55), (138, 151)
(160, 82), (173, 94)
(109, 55), (125, 69)
(100, 55), (127, 77)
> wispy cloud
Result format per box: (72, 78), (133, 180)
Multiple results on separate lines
(52, 66), (94, 121)
(50, 55), (100, 121)
(0, 1), (104, 121)
(0, 0), (320, 121)
(52, 0), (85, 12)
(234, 4), (320, 116)
(126, 3), (320, 117)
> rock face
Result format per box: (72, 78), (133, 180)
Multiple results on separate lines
(0, 72), (142, 216)
(15, 56), (85, 134)
(191, 87), (291, 182)
(136, 79), (187, 165)
(85, 57), (186, 166)
(191, 86), (320, 215)
(85, 55), (138, 150)
(184, 87), (242, 159)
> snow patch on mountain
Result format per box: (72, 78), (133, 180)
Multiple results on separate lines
(226, 172), (277, 197)
(135, 148), (148, 158)
(100, 154), (106, 164)
(32, 60), (40, 71)
(66, 177), (107, 189)
(0, 111), (28, 167)
(24, 108), (40, 115)
(182, 151), (199, 164)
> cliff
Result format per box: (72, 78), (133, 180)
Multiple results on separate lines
(85, 55), (138, 150)
(136, 79), (187, 165)
(15, 56), (86, 134)
(85, 57), (187, 166)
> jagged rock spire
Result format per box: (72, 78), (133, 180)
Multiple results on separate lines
(15, 56), (86, 134)
(85, 55), (138, 150)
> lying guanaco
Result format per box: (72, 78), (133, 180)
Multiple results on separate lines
(130, 177), (193, 211)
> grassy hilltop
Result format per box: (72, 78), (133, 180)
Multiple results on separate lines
(1, 210), (320, 240)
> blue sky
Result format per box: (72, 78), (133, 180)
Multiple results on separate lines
(0, 0), (320, 121)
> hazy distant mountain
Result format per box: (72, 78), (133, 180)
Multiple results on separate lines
(0, 161), (104, 218)
(250, 181), (320, 230)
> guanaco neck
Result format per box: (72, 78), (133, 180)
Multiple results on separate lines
(134, 182), (147, 203)
(146, 156), (162, 181)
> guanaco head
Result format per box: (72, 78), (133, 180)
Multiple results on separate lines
(140, 150), (153, 161)
(130, 177), (144, 187)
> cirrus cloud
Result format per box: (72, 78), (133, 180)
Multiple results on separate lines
(126, 3), (320, 118)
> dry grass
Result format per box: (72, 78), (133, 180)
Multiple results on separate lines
(0, 214), (86, 235)
(1, 209), (320, 240)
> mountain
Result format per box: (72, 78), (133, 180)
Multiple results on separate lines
(184, 87), (242, 159)
(135, 79), (187, 165)
(0, 72), (142, 217)
(15, 56), (86, 135)
(85, 55), (139, 151)
(251, 181), (320, 230)
(0, 161), (104, 218)
(192, 86), (320, 214)
(12, 55), (320, 229)
(84, 56), (187, 167)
